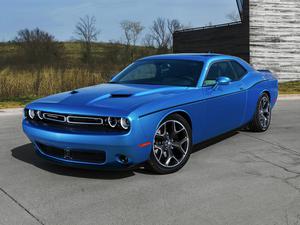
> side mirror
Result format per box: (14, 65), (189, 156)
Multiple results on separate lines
(216, 76), (231, 85)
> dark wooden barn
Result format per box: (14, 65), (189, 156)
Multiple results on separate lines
(173, 0), (300, 81)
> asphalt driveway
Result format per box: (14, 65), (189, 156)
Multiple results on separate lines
(0, 99), (300, 225)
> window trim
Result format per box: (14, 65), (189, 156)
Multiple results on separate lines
(202, 59), (249, 87)
(203, 60), (238, 87)
(229, 60), (248, 81)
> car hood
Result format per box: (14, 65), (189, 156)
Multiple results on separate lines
(28, 83), (190, 117)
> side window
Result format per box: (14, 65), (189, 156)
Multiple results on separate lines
(204, 63), (220, 86)
(230, 61), (248, 79)
(217, 62), (236, 81)
(204, 61), (236, 86)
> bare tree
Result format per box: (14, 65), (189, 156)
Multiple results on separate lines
(120, 20), (144, 61)
(74, 15), (100, 63)
(167, 19), (185, 48)
(120, 20), (144, 47)
(14, 28), (64, 65)
(143, 34), (154, 48)
(149, 18), (170, 50)
(147, 18), (186, 50)
(226, 11), (241, 22)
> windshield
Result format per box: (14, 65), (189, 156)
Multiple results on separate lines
(111, 59), (204, 87)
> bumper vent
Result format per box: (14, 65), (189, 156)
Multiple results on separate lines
(36, 142), (106, 164)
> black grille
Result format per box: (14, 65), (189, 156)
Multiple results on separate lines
(38, 143), (64, 158)
(67, 116), (103, 125)
(30, 120), (125, 134)
(37, 142), (106, 164)
(43, 113), (66, 122)
(26, 111), (128, 133)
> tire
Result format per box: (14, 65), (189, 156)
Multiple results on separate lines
(148, 114), (192, 174)
(249, 93), (272, 132)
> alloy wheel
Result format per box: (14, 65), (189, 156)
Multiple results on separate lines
(259, 96), (271, 129)
(153, 120), (189, 168)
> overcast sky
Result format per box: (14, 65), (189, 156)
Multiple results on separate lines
(0, 0), (238, 42)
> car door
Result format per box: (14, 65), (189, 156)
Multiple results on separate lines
(201, 60), (247, 139)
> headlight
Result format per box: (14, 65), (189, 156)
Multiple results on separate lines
(120, 118), (130, 130)
(25, 109), (43, 121)
(107, 117), (130, 130)
(28, 109), (35, 119)
(108, 117), (118, 128)
(37, 111), (43, 120)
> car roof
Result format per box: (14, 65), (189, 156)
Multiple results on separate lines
(136, 53), (255, 72)
(137, 53), (239, 63)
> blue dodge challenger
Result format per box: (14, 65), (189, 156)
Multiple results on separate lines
(23, 54), (278, 174)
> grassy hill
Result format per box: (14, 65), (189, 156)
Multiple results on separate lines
(0, 41), (159, 107)
(0, 41), (157, 67)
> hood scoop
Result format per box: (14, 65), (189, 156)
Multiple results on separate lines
(70, 90), (79, 94)
(110, 93), (133, 98)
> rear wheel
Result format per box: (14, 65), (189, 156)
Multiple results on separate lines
(148, 114), (192, 174)
(249, 93), (272, 132)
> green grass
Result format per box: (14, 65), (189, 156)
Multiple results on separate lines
(0, 41), (155, 66)
(279, 81), (300, 94)
(0, 96), (38, 109)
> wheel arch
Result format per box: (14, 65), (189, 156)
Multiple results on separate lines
(262, 90), (271, 101)
(160, 110), (193, 130)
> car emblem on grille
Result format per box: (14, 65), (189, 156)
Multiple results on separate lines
(64, 148), (72, 159)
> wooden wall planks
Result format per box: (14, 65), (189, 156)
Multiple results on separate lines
(249, 0), (300, 80)
(173, 0), (300, 81)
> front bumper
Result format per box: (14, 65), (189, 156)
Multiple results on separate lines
(22, 119), (152, 169)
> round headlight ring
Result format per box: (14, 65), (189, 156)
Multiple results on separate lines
(37, 111), (43, 120)
(108, 117), (118, 128)
(120, 118), (130, 130)
(28, 109), (35, 119)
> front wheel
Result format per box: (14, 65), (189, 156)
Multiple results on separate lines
(148, 114), (192, 174)
(249, 93), (272, 132)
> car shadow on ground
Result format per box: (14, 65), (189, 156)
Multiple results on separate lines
(11, 144), (135, 180)
(11, 131), (239, 179)
(192, 131), (239, 153)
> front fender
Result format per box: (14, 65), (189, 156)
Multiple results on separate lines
(138, 108), (195, 147)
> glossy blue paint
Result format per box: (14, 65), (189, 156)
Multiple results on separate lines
(216, 76), (232, 85)
(23, 54), (278, 169)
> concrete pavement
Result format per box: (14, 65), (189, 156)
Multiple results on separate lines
(0, 99), (300, 225)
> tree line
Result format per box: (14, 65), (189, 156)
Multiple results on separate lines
(2, 16), (187, 69)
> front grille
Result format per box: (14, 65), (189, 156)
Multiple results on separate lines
(25, 110), (130, 133)
(67, 116), (103, 125)
(37, 142), (106, 164)
(43, 113), (66, 123)
(43, 112), (103, 125)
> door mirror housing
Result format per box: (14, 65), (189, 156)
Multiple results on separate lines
(216, 76), (231, 85)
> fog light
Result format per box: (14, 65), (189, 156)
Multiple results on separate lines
(28, 109), (35, 119)
(118, 155), (129, 164)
